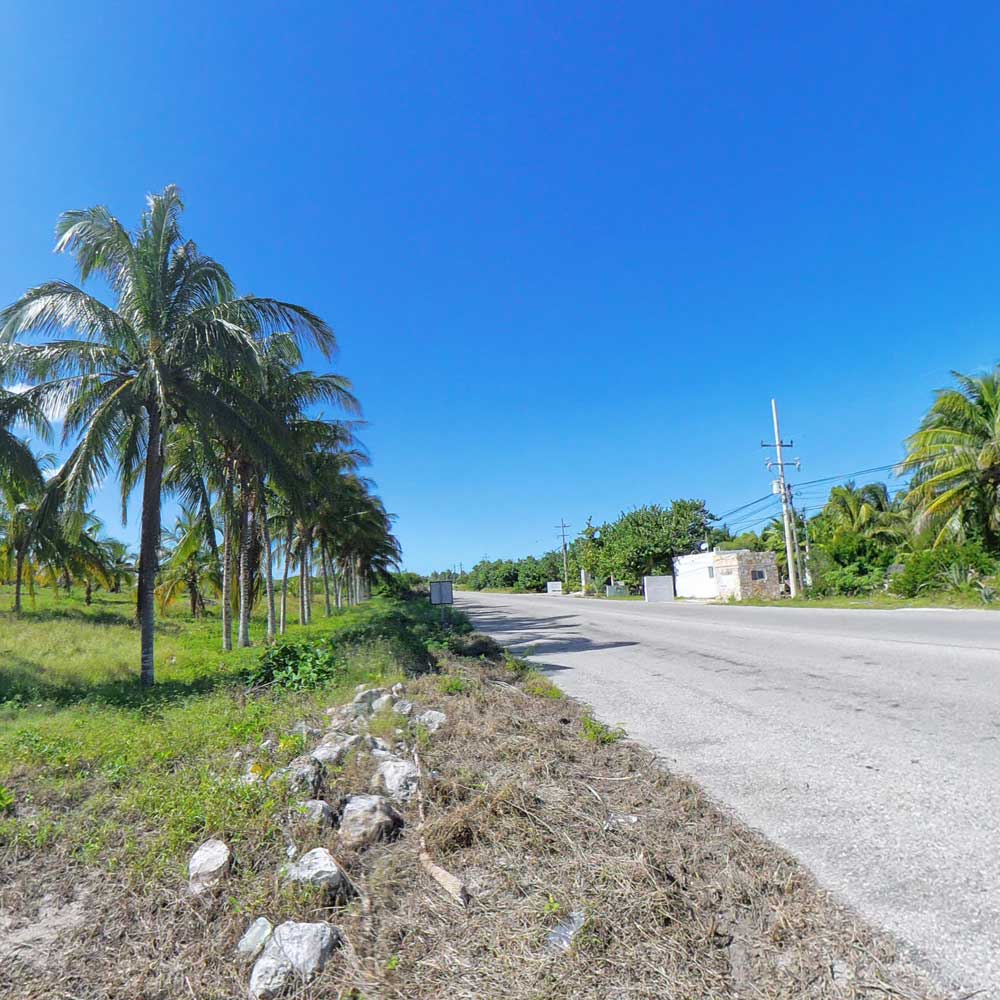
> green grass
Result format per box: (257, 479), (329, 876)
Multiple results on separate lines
(0, 589), (453, 883)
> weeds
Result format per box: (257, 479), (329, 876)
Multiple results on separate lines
(522, 671), (563, 699)
(437, 675), (468, 695)
(580, 713), (625, 744)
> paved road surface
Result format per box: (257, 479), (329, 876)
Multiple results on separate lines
(458, 591), (1000, 996)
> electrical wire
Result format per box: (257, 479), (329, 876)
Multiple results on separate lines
(714, 492), (775, 520)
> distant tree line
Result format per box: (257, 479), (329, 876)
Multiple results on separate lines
(440, 368), (1000, 602)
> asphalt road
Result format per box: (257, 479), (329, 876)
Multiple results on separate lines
(457, 591), (1000, 997)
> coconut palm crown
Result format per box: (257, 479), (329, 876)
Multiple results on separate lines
(900, 369), (1000, 549)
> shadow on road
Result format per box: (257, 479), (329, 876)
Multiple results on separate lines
(459, 598), (639, 659)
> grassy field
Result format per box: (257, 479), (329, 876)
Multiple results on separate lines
(0, 590), (442, 883)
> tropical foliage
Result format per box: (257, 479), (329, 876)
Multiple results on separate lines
(0, 186), (399, 684)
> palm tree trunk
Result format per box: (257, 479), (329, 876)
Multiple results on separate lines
(260, 497), (276, 644)
(85, 579), (93, 606)
(299, 542), (308, 625)
(237, 474), (252, 648)
(321, 544), (332, 616)
(306, 540), (313, 624)
(279, 522), (292, 635)
(138, 403), (164, 688)
(13, 548), (24, 614)
(221, 478), (233, 651)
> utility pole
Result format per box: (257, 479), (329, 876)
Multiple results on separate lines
(762, 399), (800, 598)
(801, 506), (811, 588)
(787, 488), (806, 592)
(556, 519), (570, 583)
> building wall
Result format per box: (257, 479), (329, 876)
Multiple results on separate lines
(672, 552), (720, 599)
(713, 550), (780, 600)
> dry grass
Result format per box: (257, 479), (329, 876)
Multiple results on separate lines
(1, 651), (952, 1000)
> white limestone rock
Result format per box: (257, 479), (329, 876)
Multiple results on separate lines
(248, 920), (341, 999)
(237, 916), (273, 959)
(283, 848), (352, 900)
(352, 687), (389, 709)
(415, 709), (447, 733)
(370, 693), (395, 714)
(296, 799), (335, 826)
(371, 757), (420, 802)
(188, 838), (232, 893)
(310, 734), (361, 765)
(269, 756), (326, 798)
(338, 794), (403, 850)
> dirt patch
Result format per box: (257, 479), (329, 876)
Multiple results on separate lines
(0, 653), (953, 999)
(0, 892), (90, 970)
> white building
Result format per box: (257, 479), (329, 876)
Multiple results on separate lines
(672, 549), (780, 601)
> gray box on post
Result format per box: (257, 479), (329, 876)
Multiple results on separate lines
(430, 581), (454, 605)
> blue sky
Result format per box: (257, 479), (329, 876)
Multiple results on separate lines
(3, 3), (1000, 572)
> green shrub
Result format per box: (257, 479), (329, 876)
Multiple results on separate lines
(890, 544), (997, 598)
(246, 639), (342, 689)
(811, 563), (884, 596)
(246, 599), (445, 689)
(372, 572), (426, 599)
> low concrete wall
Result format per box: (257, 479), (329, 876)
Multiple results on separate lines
(643, 575), (675, 602)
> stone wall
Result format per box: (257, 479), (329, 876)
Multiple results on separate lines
(712, 550), (780, 601)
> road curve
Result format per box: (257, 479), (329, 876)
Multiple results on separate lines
(457, 591), (1000, 997)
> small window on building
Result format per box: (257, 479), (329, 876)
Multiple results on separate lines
(751, 569), (767, 581)
(707, 566), (715, 578)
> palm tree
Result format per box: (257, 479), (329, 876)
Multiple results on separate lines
(900, 370), (1000, 549)
(822, 481), (907, 545)
(231, 337), (358, 647)
(157, 509), (220, 616)
(100, 538), (135, 593)
(0, 186), (334, 685)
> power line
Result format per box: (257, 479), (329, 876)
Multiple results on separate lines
(714, 492), (775, 521)
(786, 455), (948, 491)
(724, 498), (783, 531)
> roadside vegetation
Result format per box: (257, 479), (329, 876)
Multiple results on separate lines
(1, 589), (946, 999)
(444, 370), (1000, 607)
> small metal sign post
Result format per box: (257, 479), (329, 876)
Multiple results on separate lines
(429, 580), (454, 628)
